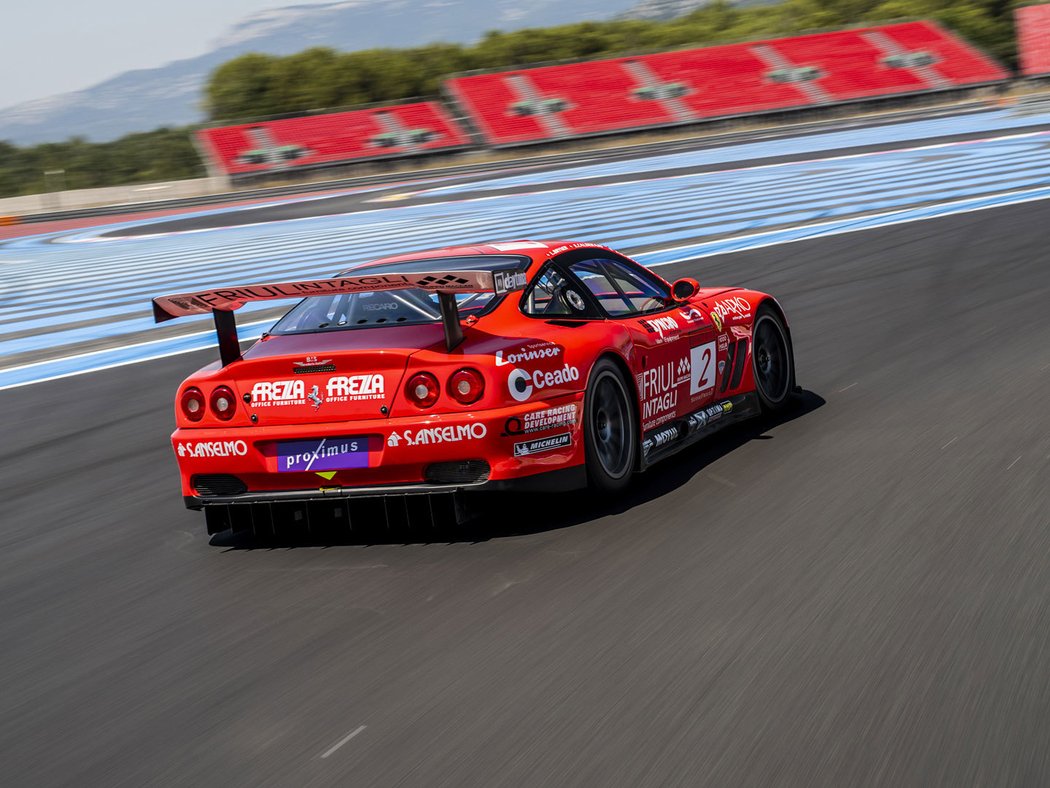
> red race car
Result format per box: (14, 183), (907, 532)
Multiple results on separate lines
(154, 240), (795, 535)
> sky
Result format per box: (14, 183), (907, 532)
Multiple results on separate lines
(0, 0), (290, 108)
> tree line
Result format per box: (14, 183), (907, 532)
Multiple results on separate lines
(0, 0), (1024, 200)
(0, 128), (204, 200)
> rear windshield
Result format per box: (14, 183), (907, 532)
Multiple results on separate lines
(270, 255), (529, 334)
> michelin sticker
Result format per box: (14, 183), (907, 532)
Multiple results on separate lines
(513, 433), (571, 457)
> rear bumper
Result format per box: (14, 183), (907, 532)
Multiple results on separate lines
(173, 394), (585, 503)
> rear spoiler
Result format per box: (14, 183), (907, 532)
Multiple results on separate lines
(151, 268), (528, 365)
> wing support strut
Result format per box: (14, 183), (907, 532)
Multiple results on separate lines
(438, 293), (464, 352)
(214, 309), (242, 367)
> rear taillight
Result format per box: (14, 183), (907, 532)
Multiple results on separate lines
(180, 387), (205, 422)
(448, 368), (485, 405)
(210, 386), (237, 421)
(405, 372), (440, 409)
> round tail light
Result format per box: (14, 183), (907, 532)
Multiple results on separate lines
(448, 368), (485, 405)
(210, 386), (237, 421)
(405, 372), (440, 409)
(180, 387), (205, 422)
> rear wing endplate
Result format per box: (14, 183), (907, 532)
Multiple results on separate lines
(151, 268), (527, 365)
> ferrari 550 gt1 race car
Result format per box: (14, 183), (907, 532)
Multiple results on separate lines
(154, 240), (796, 535)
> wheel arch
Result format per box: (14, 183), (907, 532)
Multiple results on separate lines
(756, 296), (795, 376)
(757, 296), (792, 343)
(591, 349), (643, 471)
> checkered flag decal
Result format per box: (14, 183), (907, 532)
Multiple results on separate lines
(417, 274), (471, 288)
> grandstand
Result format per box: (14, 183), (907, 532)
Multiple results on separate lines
(1016, 4), (1050, 77)
(446, 22), (1007, 146)
(197, 102), (470, 177)
(197, 21), (1008, 178)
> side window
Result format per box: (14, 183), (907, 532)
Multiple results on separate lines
(568, 257), (670, 317)
(522, 264), (594, 318)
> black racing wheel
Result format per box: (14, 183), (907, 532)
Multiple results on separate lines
(752, 304), (795, 413)
(584, 358), (637, 493)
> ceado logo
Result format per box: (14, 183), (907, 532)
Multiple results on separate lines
(508, 364), (580, 402)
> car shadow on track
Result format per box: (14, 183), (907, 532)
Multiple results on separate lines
(214, 389), (825, 549)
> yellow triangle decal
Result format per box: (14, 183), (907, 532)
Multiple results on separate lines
(315, 471), (337, 481)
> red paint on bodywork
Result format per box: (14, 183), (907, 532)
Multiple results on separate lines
(168, 240), (783, 496)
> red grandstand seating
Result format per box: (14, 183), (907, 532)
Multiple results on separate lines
(446, 22), (1007, 146)
(1017, 5), (1050, 76)
(198, 102), (470, 176)
(642, 45), (813, 118)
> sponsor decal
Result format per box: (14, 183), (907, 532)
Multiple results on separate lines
(176, 440), (248, 458)
(251, 379), (305, 407)
(718, 334), (730, 352)
(415, 273), (472, 289)
(166, 295), (211, 313)
(687, 400), (733, 431)
(503, 403), (578, 436)
(495, 342), (561, 367)
(293, 356), (335, 374)
(493, 270), (528, 295)
(279, 437), (371, 472)
(387, 422), (487, 447)
(489, 241), (549, 251)
(362, 302), (399, 311)
(158, 273), (484, 317)
(711, 296), (752, 323)
(293, 356), (331, 369)
(637, 355), (690, 429)
(508, 364), (580, 402)
(679, 306), (705, 324)
(642, 424), (680, 457)
(326, 374), (384, 402)
(641, 315), (680, 343)
(718, 360), (726, 375)
(689, 342), (717, 397)
(547, 242), (596, 257)
(513, 432), (571, 457)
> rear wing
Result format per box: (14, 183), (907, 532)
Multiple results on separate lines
(151, 268), (528, 365)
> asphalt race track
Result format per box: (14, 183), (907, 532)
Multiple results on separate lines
(4, 194), (1050, 784)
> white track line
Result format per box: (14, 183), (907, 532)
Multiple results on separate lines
(319, 725), (366, 759)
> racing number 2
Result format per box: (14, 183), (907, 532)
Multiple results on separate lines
(690, 341), (716, 396)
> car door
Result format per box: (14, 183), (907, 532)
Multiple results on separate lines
(559, 255), (720, 432)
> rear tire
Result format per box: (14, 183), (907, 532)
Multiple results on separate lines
(584, 358), (637, 494)
(752, 304), (795, 413)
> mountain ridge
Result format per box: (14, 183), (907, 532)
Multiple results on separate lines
(0, 0), (644, 145)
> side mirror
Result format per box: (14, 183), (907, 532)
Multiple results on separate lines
(671, 277), (699, 302)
